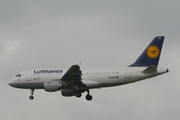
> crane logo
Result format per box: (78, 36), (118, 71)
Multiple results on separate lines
(146, 45), (160, 59)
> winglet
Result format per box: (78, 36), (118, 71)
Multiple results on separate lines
(130, 36), (165, 67)
(78, 62), (82, 67)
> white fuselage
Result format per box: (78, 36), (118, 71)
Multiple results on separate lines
(9, 67), (168, 90)
(8, 36), (168, 101)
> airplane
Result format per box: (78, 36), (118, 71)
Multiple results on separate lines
(8, 36), (169, 101)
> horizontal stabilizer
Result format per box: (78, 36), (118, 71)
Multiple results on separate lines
(142, 65), (157, 73)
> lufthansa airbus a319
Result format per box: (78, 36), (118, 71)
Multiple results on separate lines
(9, 36), (169, 101)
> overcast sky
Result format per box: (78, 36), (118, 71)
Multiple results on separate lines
(1, 0), (180, 120)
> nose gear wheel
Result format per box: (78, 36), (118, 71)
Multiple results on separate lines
(29, 89), (34, 100)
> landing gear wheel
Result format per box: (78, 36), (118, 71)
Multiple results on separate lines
(75, 92), (82, 98)
(86, 94), (92, 101)
(29, 89), (34, 100)
(29, 96), (34, 100)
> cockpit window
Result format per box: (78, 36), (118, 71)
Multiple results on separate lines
(16, 74), (21, 77)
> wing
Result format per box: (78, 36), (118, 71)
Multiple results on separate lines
(61, 65), (82, 84)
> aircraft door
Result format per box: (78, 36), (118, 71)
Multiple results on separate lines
(26, 71), (32, 81)
(125, 68), (131, 79)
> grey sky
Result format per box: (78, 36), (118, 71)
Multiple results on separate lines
(0, 1), (180, 120)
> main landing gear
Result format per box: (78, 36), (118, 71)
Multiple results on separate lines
(75, 92), (82, 98)
(75, 90), (92, 101)
(86, 90), (92, 101)
(29, 89), (34, 100)
(86, 94), (92, 101)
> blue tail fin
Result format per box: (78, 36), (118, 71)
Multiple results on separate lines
(129, 36), (165, 67)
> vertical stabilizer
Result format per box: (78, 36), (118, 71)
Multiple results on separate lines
(130, 36), (164, 67)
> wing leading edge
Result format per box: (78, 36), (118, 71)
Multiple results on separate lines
(61, 65), (82, 84)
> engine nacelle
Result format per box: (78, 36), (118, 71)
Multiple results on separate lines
(61, 89), (77, 96)
(44, 81), (61, 92)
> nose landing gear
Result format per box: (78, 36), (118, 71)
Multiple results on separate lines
(29, 89), (34, 100)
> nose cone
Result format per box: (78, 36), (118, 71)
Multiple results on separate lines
(8, 78), (15, 87)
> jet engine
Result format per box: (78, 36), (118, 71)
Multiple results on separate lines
(61, 89), (77, 96)
(44, 81), (61, 92)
